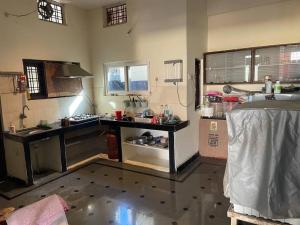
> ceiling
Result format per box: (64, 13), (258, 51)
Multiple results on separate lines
(207, 0), (289, 16)
(66, 0), (120, 9)
(65, 0), (289, 12)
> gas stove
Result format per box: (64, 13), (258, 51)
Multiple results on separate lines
(69, 114), (99, 124)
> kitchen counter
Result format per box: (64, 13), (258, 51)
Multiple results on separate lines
(100, 119), (189, 131)
(3, 118), (194, 184)
(4, 119), (189, 142)
(4, 119), (100, 143)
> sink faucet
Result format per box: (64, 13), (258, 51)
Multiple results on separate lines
(20, 105), (30, 119)
(20, 105), (30, 128)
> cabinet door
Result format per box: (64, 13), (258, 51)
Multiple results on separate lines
(254, 44), (300, 82)
(205, 50), (252, 84)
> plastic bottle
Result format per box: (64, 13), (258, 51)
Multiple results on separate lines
(159, 105), (164, 117)
(9, 122), (16, 133)
(265, 75), (273, 94)
(274, 80), (281, 94)
(164, 105), (169, 117)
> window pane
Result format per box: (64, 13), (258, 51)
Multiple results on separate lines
(107, 67), (126, 92)
(128, 65), (148, 92)
(254, 44), (300, 82)
(26, 66), (41, 94)
(206, 50), (252, 84)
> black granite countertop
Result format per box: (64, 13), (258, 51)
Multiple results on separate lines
(100, 119), (189, 132)
(4, 119), (100, 143)
(4, 118), (189, 143)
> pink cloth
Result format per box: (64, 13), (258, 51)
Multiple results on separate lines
(7, 195), (69, 225)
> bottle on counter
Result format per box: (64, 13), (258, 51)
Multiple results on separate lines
(159, 105), (164, 117)
(274, 80), (282, 94)
(164, 105), (171, 118)
(9, 122), (16, 133)
(265, 75), (273, 94)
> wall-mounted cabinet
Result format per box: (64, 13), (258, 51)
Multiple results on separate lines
(205, 49), (252, 84)
(204, 43), (300, 84)
(254, 44), (300, 83)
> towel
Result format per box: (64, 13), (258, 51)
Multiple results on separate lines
(7, 195), (69, 225)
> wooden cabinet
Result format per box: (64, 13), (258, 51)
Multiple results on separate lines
(204, 42), (300, 84)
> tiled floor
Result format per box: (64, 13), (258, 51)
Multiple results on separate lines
(0, 162), (230, 225)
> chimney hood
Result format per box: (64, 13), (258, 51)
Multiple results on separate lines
(55, 63), (94, 79)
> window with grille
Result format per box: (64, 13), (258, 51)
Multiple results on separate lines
(38, 1), (65, 25)
(23, 60), (46, 99)
(26, 66), (40, 94)
(105, 4), (127, 27)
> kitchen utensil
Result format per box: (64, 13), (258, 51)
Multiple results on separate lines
(40, 120), (48, 126)
(141, 132), (153, 141)
(142, 109), (155, 118)
(136, 136), (147, 145)
(160, 137), (168, 144)
(201, 107), (214, 118)
(210, 103), (224, 118)
(61, 118), (70, 127)
(115, 111), (122, 120)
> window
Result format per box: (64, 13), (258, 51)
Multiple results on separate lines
(254, 44), (300, 82)
(38, 0), (65, 25)
(105, 3), (127, 27)
(23, 60), (46, 99)
(107, 67), (126, 93)
(105, 62), (149, 95)
(128, 65), (149, 92)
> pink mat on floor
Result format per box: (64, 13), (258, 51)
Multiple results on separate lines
(6, 195), (69, 225)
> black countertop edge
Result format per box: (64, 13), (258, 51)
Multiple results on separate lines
(99, 119), (190, 132)
(4, 120), (100, 143)
(3, 119), (190, 143)
(200, 117), (226, 121)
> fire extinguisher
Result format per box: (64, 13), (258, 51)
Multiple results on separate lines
(17, 73), (27, 92)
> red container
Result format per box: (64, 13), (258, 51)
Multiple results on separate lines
(115, 111), (122, 120)
(106, 133), (119, 159)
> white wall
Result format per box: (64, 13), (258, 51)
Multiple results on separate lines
(206, 0), (300, 92)
(0, 0), (93, 129)
(182, 0), (207, 163)
(88, 0), (188, 120)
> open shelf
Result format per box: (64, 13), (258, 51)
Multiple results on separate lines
(124, 156), (169, 173)
(123, 142), (168, 151)
(121, 127), (170, 173)
(122, 140), (169, 172)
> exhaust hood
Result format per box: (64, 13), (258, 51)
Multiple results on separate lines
(55, 63), (94, 79)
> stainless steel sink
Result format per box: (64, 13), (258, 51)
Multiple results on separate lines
(16, 127), (51, 136)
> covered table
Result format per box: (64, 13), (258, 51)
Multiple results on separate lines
(224, 100), (300, 219)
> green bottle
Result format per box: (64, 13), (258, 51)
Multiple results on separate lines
(274, 81), (281, 94)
